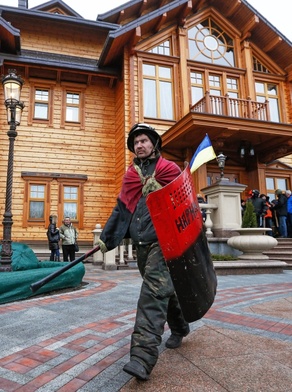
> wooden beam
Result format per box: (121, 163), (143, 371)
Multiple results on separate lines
(129, 26), (142, 55)
(154, 13), (167, 33)
(193, 0), (205, 12)
(225, 0), (241, 17)
(263, 36), (282, 53)
(116, 10), (125, 25)
(138, 0), (148, 16)
(159, 0), (169, 7)
(178, 0), (192, 27)
(241, 15), (259, 38)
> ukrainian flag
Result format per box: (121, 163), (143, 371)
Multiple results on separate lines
(190, 134), (216, 173)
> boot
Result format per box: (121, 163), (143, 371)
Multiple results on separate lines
(165, 334), (184, 349)
(123, 360), (149, 381)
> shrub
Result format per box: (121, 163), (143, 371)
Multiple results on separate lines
(242, 200), (257, 228)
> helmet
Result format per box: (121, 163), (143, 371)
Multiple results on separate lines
(275, 189), (282, 195)
(127, 123), (162, 153)
(252, 189), (260, 197)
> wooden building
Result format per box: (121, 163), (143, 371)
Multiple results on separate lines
(0, 0), (291, 245)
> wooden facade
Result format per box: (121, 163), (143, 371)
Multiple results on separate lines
(0, 0), (291, 245)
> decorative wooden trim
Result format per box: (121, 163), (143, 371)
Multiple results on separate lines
(21, 172), (88, 180)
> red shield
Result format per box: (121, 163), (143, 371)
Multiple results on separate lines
(146, 165), (217, 322)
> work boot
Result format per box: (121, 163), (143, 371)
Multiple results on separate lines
(165, 334), (184, 349)
(123, 360), (149, 381)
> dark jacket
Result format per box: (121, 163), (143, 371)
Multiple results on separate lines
(251, 197), (268, 217)
(100, 198), (132, 251)
(272, 194), (287, 216)
(47, 223), (60, 250)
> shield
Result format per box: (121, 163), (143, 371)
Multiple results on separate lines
(146, 165), (217, 322)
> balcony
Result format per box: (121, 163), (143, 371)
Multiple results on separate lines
(190, 92), (270, 121)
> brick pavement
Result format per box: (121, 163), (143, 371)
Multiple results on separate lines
(0, 265), (291, 391)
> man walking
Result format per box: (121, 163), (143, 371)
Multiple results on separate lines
(98, 123), (189, 381)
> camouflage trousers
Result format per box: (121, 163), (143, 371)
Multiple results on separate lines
(130, 242), (189, 374)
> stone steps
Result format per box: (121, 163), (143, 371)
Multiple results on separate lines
(263, 238), (292, 268)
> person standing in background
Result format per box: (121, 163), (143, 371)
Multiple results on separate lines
(286, 190), (292, 237)
(47, 214), (60, 261)
(59, 217), (78, 261)
(271, 189), (288, 238)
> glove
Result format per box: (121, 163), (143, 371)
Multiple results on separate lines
(97, 239), (108, 253)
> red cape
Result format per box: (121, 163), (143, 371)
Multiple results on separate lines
(119, 156), (181, 213)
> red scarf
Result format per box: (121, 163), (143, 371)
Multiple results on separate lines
(119, 156), (181, 213)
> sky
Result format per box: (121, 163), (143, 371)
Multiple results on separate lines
(0, 0), (291, 41)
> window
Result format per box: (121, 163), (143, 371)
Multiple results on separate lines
(21, 177), (51, 226)
(266, 177), (288, 201)
(188, 18), (235, 66)
(209, 74), (222, 95)
(22, 173), (87, 228)
(255, 82), (280, 122)
(143, 63), (174, 120)
(29, 84), (54, 126)
(63, 186), (78, 220)
(29, 184), (45, 220)
(190, 69), (241, 116)
(34, 89), (49, 119)
(191, 72), (204, 104)
(253, 57), (270, 73)
(227, 77), (240, 116)
(58, 179), (86, 227)
(66, 92), (80, 122)
(148, 40), (171, 55)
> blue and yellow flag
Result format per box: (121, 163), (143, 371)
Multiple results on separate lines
(190, 134), (216, 173)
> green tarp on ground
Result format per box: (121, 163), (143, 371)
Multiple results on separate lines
(0, 243), (85, 304)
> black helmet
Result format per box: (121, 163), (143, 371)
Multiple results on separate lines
(127, 123), (162, 153)
(252, 189), (260, 197)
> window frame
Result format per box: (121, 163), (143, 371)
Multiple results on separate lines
(57, 179), (86, 229)
(22, 177), (51, 227)
(60, 83), (85, 129)
(189, 65), (244, 105)
(137, 52), (179, 123)
(21, 173), (87, 228)
(28, 81), (55, 126)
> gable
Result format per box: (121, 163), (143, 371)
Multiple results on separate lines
(32, 0), (82, 18)
(98, 0), (292, 73)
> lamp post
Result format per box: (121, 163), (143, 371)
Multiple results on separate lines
(217, 152), (227, 179)
(0, 70), (24, 272)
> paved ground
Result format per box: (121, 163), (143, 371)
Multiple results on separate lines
(0, 263), (291, 392)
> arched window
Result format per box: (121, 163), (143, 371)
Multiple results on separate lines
(188, 18), (235, 67)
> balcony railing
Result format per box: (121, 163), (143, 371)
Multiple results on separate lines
(191, 92), (270, 121)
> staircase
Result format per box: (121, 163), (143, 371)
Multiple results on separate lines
(264, 238), (292, 269)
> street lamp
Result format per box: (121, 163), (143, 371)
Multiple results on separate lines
(217, 152), (227, 179)
(0, 70), (24, 272)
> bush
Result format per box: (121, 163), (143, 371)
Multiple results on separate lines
(242, 200), (257, 228)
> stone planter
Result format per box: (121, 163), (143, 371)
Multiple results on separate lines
(227, 228), (278, 260)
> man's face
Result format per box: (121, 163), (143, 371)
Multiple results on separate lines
(64, 218), (71, 226)
(134, 134), (154, 159)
